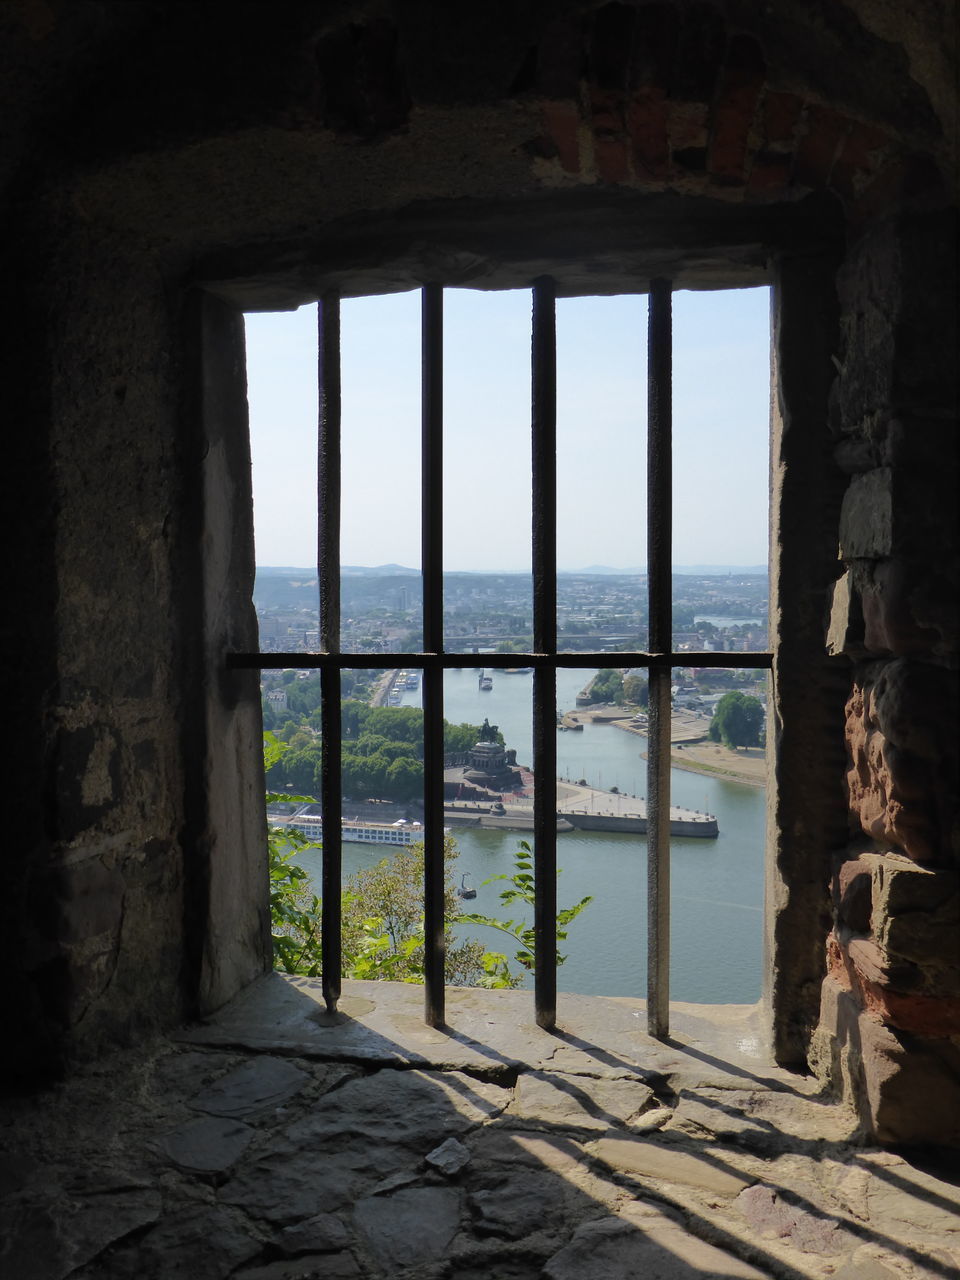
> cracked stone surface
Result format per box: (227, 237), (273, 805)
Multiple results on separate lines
(1, 976), (958, 1280)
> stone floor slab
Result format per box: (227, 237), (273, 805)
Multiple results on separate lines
(284, 1067), (511, 1151)
(354, 1185), (461, 1269)
(503, 1070), (655, 1132)
(543, 1212), (773, 1279)
(189, 1056), (310, 1118)
(593, 1134), (756, 1195)
(160, 1115), (255, 1174)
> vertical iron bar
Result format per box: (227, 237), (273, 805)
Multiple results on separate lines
(421, 284), (445, 1027)
(646, 278), (672, 1038)
(318, 295), (342, 1014)
(532, 277), (558, 1029)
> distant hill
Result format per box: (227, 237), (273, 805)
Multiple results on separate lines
(256, 564), (768, 579)
(342, 564), (419, 576)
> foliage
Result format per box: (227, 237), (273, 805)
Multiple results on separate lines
(708, 691), (765, 749)
(266, 736), (592, 988)
(460, 841), (593, 972)
(444, 720), (504, 752)
(264, 701), (501, 803)
(622, 673), (649, 707)
(585, 668), (624, 704)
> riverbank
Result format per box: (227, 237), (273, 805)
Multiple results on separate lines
(588, 708), (766, 788)
(661, 740), (766, 788)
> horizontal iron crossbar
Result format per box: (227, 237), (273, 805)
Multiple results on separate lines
(229, 650), (773, 670)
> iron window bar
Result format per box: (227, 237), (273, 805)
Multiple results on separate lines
(232, 280), (774, 1039)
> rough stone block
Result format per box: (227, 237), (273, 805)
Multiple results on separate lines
(425, 1136), (471, 1177)
(872, 855), (958, 925)
(813, 977), (960, 1146)
(834, 856), (874, 932)
(844, 674), (945, 862)
(858, 1013), (960, 1146)
(840, 469), (893, 559)
(59, 857), (126, 943)
(826, 571), (865, 657)
(861, 558), (940, 656)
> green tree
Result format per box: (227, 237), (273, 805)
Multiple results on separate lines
(385, 756), (423, 798)
(444, 720), (504, 753)
(708, 691), (764, 749)
(622, 674), (648, 707)
(587, 668), (624, 704)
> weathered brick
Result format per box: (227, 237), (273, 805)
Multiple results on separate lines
(594, 136), (630, 183)
(627, 87), (669, 179)
(588, 84), (624, 135)
(746, 152), (792, 196)
(793, 104), (850, 188)
(541, 100), (581, 174)
(759, 90), (803, 147)
(667, 99), (708, 150)
(707, 33), (765, 185)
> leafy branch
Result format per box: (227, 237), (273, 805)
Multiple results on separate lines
(459, 840), (593, 971)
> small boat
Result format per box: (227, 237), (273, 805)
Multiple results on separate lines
(479, 669), (493, 690)
(457, 873), (477, 900)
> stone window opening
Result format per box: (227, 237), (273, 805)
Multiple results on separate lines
(227, 274), (779, 1038)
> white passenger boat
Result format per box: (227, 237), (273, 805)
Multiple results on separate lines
(270, 813), (431, 846)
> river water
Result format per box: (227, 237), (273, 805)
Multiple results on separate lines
(299, 667), (765, 1004)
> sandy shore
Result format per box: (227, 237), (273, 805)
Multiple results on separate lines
(663, 740), (766, 787)
(580, 708), (767, 788)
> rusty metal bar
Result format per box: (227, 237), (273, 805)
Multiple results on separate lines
(532, 277), (558, 1029)
(318, 295), (343, 1013)
(646, 279), (672, 1039)
(421, 284), (446, 1027)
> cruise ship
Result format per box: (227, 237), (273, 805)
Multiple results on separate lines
(271, 813), (429, 846)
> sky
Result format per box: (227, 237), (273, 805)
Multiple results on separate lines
(245, 285), (770, 572)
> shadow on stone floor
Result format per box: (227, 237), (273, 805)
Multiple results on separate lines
(1, 976), (958, 1279)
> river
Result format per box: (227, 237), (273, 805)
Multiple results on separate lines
(298, 667), (765, 1004)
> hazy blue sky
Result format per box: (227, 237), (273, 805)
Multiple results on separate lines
(245, 285), (770, 572)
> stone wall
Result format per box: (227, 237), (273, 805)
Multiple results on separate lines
(809, 208), (960, 1145)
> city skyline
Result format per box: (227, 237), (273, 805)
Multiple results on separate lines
(246, 286), (771, 572)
